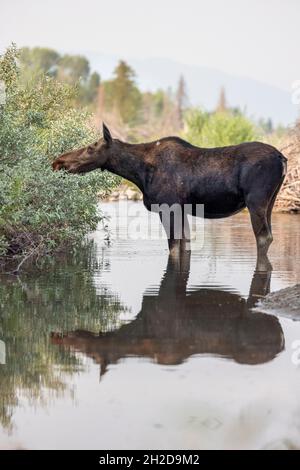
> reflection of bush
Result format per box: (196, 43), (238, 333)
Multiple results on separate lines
(0, 243), (126, 430)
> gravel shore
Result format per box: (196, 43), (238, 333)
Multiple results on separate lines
(259, 284), (300, 319)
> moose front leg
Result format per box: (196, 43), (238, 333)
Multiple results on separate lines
(180, 211), (191, 253)
(159, 207), (190, 257)
(159, 211), (180, 255)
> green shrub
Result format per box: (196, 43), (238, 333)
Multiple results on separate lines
(0, 45), (119, 270)
(183, 108), (259, 147)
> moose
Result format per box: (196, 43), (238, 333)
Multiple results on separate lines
(51, 253), (284, 375)
(53, 124), (287, 265)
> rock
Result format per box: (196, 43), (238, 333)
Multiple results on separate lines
(259, 284), (300, 320)
(103, 184), (142, 202)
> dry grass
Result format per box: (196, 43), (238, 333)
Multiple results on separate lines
(276, 121), (300, 212)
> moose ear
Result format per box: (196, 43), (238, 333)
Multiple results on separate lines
(102, 123), (112, 145)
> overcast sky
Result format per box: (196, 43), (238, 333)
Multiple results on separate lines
(0, 0), (299, 91)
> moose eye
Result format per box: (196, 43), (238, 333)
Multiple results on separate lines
(87, 146), (93, 154)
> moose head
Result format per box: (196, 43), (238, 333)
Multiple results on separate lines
(52, 123), (113, 174)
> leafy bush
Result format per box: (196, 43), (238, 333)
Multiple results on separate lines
(183, 108), (259, 147)
(0, 45), (119, 270)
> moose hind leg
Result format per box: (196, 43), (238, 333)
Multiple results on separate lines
(245, 157), (285, 270)
(246, 189), (273, 270)
(249, 209), (273, 256)
(266, 175), (285, 233)
(251, 176), (284, 260)
(249, 209), (273, 271)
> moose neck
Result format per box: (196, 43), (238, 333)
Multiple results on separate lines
(103, 141), (151, 191)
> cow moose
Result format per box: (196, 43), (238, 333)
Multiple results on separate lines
(53, 123), (287, 266)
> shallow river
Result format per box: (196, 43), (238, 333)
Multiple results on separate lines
(1, 202), (300, 450)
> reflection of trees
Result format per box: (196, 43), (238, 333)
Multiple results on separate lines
(0, 243), (126, 431)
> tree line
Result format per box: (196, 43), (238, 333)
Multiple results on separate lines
(19, 47), (188, 134)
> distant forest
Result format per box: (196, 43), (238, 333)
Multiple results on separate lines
(19, 46), (279, 142)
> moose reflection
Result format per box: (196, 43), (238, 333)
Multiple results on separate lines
(51, 253), (284, 375)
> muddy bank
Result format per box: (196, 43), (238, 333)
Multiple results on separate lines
(259, 284), (300, 319)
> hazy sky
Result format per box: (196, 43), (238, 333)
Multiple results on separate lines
(1, 0), (299, 91)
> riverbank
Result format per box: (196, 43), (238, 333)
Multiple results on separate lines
(259, 284), (300, 320)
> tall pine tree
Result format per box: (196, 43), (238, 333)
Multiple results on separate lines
(103, 60), (142, 125)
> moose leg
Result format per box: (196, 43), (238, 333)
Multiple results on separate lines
(266, 176), (285, 234)
(159, 211), (180, 256)
(247, 206), (273, 270)
(246, 266), (272, 309)
(159, 206), (189, 257)
(246, 168), (285, 270)
(159, 250), (191, 297)
(180, 212), (191, 253)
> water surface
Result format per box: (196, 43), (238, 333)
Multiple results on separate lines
(1, 202), (300, 450)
